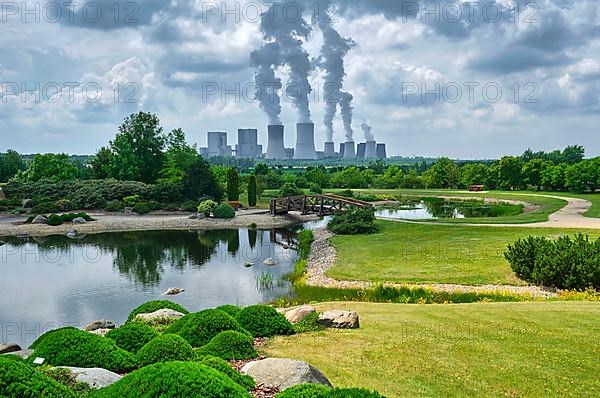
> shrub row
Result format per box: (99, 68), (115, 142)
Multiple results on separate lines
(328, 207), (378, 235)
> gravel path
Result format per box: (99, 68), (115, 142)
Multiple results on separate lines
(305, 228), (558, 298)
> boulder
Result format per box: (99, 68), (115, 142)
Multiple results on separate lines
(318, 310), (359, 329)
(284, 305), (316, 324)
(83, 320), (116, 332)
(66, 229), (78, 238)
(0, 343), (21, 354)
(31, 215), (48, 224)
(241, 358), (332, 390)
(134, 308), (185, 322)
(21, 199), (33, 208)
(3, 349), (33, 359)
(263, 257), (277, 266)
(162, 287), (185, 296)
(89, 328), (112, 337)
(55, 367), (122, 388)
(72, 217), (87, 224)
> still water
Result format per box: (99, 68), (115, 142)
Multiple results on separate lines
(0, 227), (307, 347)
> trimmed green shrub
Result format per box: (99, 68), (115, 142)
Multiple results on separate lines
(46, 214), (64, 226)
(293, 311), (324, 333)
(197, 199), (218, 216)
(167, 309), (249, 347)
(248, 175), (257, 207)
(0, 356), (77, 398)
(42, 367), (92, 395)
(227, 167), (240, 201)
(310, 184), (323, 194)
(104, 200), (125, 212)
(235, 305), (294, 337)
(133, 201), (161, 215)
(213, 203), (236, 219)
(335, 189), (354, 198)
(328, 207), (378, 235)
(88, 362), (251, 398)
(137, 334), (195, 366)
(75, 212), (95, 221)
(215, 304), (242, 317)
(126, 300), (189, 323)
(55, 199), (75, 211)
(278, 182), (303, 197)
(106, 323), (158, 353)
(31, 200), (59, 215)
(199, 355), (255, 390)
(59, 213), (78, 222)
(196, 331), (258, 360)
(181, 200), (198, 212)
(30, 327), (138, 373)
(276, 384), (331, 398)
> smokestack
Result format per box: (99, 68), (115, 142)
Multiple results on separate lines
(365, 141), (377, 158)
(339, 143), (345, 158)
(343, 142), (355, 159)
(376, 143), (387, 159)
(266, 125), (286, 159)
(294, 123), (317, 160)
(324, 142), (335, 155)
(356, 143), (366, 159)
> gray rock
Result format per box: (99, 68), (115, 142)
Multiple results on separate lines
(72, 217), (87, 224)
(196, 213), (207, 219)
(318, 310), (359, 329)
(188, 214), (198, 220)
(89, 328), (112, 337)
(3, 349), (33, 359)
(162, 287), (185, 296)
(55, 367), (122, 388)
(284, 305), (316, 324)
(0, 343), (21, 354)
(134, 308), (185, 322)
(31, 215), (48, 224)
(83, 320), (116, 332)
(66, 229), (78, 238)
(241, 358), (332, 390)
(21, 199), (33, 208)
(263, 257), (277, 266)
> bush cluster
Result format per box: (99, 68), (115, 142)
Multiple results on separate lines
(195, 331), (258, 360)
(213, 203), (236, 219)
(197, 199), (218, 216)
(198, 355), (255, 390)
(30, 212), (95, 226)
(215, 304), (242, 317)
(30, 327), (138, 373)
(133, 200), (161, 215)
(126, 300), (189, 323)
(106, 323), (158, 353)
(167, 309), (249, 347)
(278, 182), (303, 197)
(235, 305), (294, 337)
(505, 234), (600, 289)
(0, 356), (77, 398)
(104, 200), (125, 212)
(328, 207), (378, 235)
(136, 334), (195, 366)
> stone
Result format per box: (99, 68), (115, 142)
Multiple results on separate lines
(72, 217), (87, 224)
(3, 349), (33, 359)
(83, 320), (116, 332)
(318, 310), (359, 329)
(55, 367), (122, 388)
(31, 215), (48, 224)
(243, 262), (254, 268)
(0, 343), (21, 354)
(89, 328), (112, 337)
(241, 358), (332, 390)
(134, 308), (185, 322)
(66, 229), (78, 238)
(21, 199), (33, 208)
(263, 257), (277, 266)
(284, 305), (316, 324)
(162, 287), (185, 296)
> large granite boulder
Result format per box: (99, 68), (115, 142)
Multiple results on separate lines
(318, 310), (360, 329)
(134, 308), (185, 322)
(0, 343), (21, 354)
(55, 367), (122, 388)
(83, 320), (116, 332)
(31, 215), (48, 224)
(72, 217), (87, 224)
(241, 358), (332, 390)
(2, 349), (33, 359)
(284, 305), (316, 324)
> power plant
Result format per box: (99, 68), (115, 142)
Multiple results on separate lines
(235, 129), (262, 158)
(342, 142), (356, 160)
(294, 123), (318, 160)
(265, 125), (287, 160)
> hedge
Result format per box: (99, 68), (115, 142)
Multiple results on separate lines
(167, 309), (249, 347)
(235, 305), (294, 337)
(106, 323), (158, 353)
(327, 207), (378, 235)
(215, 304), (242, 318)
(195, 331), (258, 360)
(198, 355), (255, 390)
(126, 300), (189, 323)
(137, 334), (195, 366)
(0, 356), (77, 398)
(213, 203), (236, 219)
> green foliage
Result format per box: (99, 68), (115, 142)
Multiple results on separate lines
(309, 184), (323, 194)
(328, 207), (378, 235)
(335, 189), (354, 198)
(106, 323), (158, 353)
(31, 200), (59, 215)
(197, 199), (218, 216)
(235, 305), (294, 337)
(0, 356), (77, 398)
(41, 367), (92, 395)
(167, 309), (249, 347)
(55, 199), (75, 211)
(198, 355), (255, 390)
(46, 214), (63, 226)
(136, 334), (195, 366)
(30, 327), (138, 373)
(287, 230), (314, 283)
(278, 182), (303, 197)
(0, 150), (26, 182)
(14, 153), (79, 182)
(215, 304), (242, 317)
(293, 311), (324, 333)
(126, 300), (189, 323)
(195, 331), (258, 360)
(248, 174), (257, 206)
(213, 203), (236, 219)
(123, 195), (141, 206)
(276, 384), (331, 398)
(423, 157), (459, 189)
(91, 146), (112, 179)
(133, 200), (161, 214)
(330, 167), (369, 189)
(88, 361), (251, 398)
(505, 234), (600, 289)
(181, 200), (198, 212)
(104, 200), (125, 212)
(227, 167), (240, 201)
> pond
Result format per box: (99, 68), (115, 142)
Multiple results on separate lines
(0, 227), (303, 347)
(375, 198), (523, 220)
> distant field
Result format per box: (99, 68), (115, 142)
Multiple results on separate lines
(265, 301), (600, 398)
(329, 220), (600, 285)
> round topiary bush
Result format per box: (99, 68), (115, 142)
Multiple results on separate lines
(215, 304), (242, 318)
(213, 203), (236, 219)
(88, 361), (251, 398)
(195, 331), (258, 360)
(126, 300), (189, 323)
(276, 384), (331, 398)
(30, 327), (138, 373)
(0, 356), (77, 398)
(46, 214), (64, 226)
(197, 199), (218, 216)
(199, 355), (255, 390)
(136, 334), (195, 366)
(235, 305), (295, 337)
(106, 323), (158, 353)
(167, 309), (249, 347)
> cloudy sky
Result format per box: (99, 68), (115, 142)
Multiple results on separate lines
(0, 0), (598, 158)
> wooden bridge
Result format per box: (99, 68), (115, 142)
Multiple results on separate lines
(269, 194), (372, 216)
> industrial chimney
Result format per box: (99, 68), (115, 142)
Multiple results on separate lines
(365, 141), (377, 158)
(342, 142), (356, 159)
(356, 143), (366, 159)
(376, 143), (387, 159)
(339, 143), (345, 158)
(266, 125), (286, 159)
(323, 142), (335, 155)
(294, 123), (317, 160)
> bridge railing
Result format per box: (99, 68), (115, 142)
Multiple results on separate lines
(269, 194), (372, 216)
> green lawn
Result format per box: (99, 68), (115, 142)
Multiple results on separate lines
(329, 221), (600, 285)
(265, 301), (600, 398)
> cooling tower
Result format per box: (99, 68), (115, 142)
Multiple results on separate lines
(339, 143), (345, 157)
(356, 143), (366, 159)
(294, 123), (317, 160)
(324, 142), (335, 155)
(266, 125), (286, 159)
(342, 142), (356, 159)
(365, 141), (377, 158)
(376, 143), (387, 159)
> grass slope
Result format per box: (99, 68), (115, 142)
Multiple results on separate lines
(265, 302), (600, 398)
(329, 221), (600, 285)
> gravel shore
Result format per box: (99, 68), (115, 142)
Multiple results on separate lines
(305, 227), (558, 298)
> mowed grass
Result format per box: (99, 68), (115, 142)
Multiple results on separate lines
(329, 221), (600, 285)
(265, 302), (600, 398)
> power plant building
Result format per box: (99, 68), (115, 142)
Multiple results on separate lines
(235, 128), (262, 158)
(356, 143), (366, 159)
(266, 125), (287, 159)
(294, 123), (318, 160)
(205, 131), (232, 157)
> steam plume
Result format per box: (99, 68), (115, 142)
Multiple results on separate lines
(250, 42), (283, 125)
(361, 122), (374, 141)
(339, 91), (354, 141)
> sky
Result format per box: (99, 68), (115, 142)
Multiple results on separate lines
(0, 0), (599, 158)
